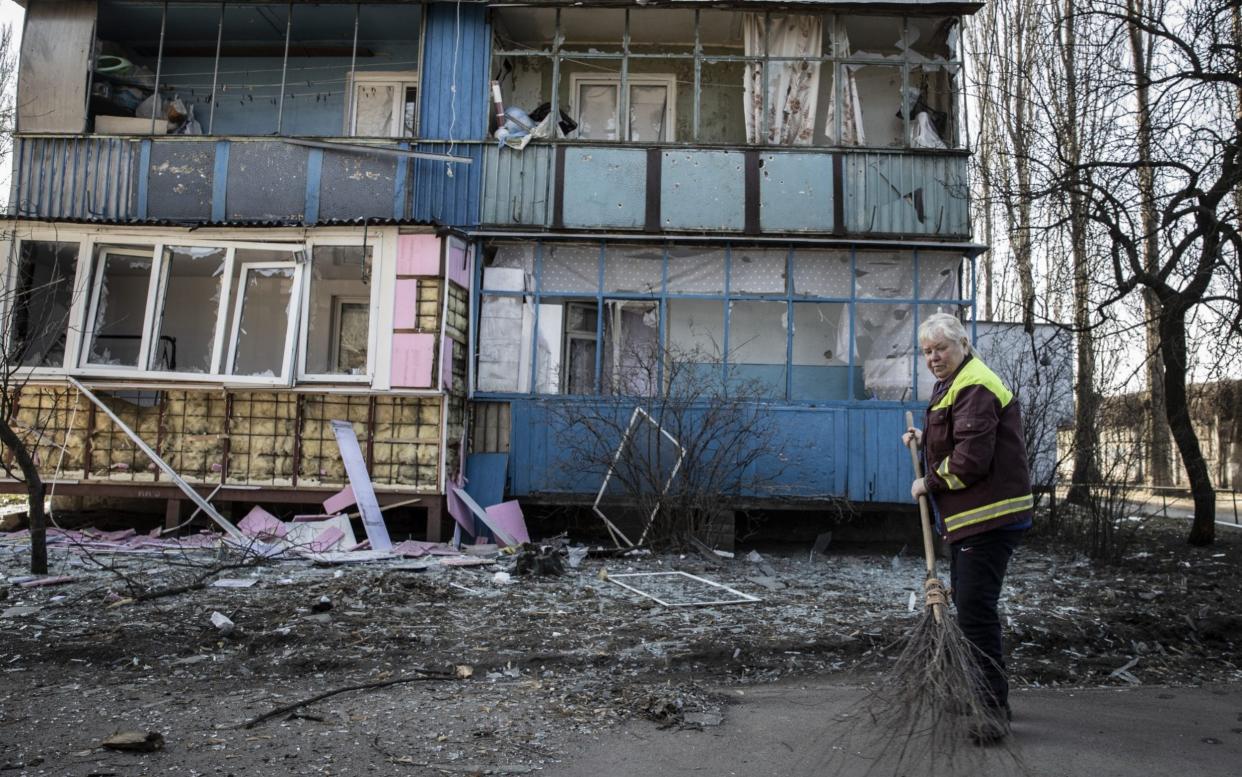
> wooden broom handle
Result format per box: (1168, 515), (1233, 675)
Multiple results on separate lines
(905, 410), (938, 579)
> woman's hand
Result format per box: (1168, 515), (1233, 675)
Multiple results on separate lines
(910, 477), (928, 500)
(902, 426), (923, 448)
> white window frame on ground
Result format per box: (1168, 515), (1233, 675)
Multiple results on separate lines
(296, 234), (382, 383)
(345, 71), (420, 137)
(225, 261), (302, 381)
(569, 73), (677, 142)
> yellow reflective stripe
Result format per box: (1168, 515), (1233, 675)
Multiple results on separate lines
(937, 457), (966, 490)
(930, 357), (1013, 411)
(943, 494), (1034, 531)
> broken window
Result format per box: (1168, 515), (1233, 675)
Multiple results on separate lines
(604, 246), (664, 293)
(303, 245), (374, 377)
(666, 247), (725, 294)
(149, 246), (226, 373)
(791, 302), (851, 400)
(570, 74), (676, 142)
(223, 249), (302, 378)
(855, 302), (915, 400)
(83, 246), (156, 368)
(792, 249), (852, 298)
(90, 1), (421, 137)
(542, 244), (599, 293)
(727, 300), (787, 398)
(856, 251), (913, 299)
(8, 241), (80, 368)
(917, 251), (962, 300)
(730, 247), (787, 295)
(603, 301), (661, 396)
(562, 301), (600, 395)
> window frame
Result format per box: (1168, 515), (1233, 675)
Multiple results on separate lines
(296, 234), (383, 383)
(344, 70), (421, 138)
(79, 244), (162, 372)
(568, 72), (677, 143)
(224, 260), (303, 382)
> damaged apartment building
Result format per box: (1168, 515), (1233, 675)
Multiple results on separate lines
(3, 0), (982, 537)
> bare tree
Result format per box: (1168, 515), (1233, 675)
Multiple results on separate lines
(1066, 0), (1241, 545)
(550, 342), (796, 550)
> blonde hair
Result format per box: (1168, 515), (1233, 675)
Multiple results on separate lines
(918, 312), (970, 351)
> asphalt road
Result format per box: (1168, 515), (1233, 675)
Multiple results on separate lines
(540, 681), (1242, 777)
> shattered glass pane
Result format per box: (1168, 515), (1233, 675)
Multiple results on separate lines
(604, 245), (663, 293)
(603, 301), (660, 396)
(666, 247), (725, 294)
(87, 248), (155, 367)
(792, 249), (851, 298)
(543, 244), (599, 293)
(354, 83), (395, 135)
(629, 84), (669, 142)
(305, 245), (372, 376)
(730, 247), (787, 294)
(728, 300), (787, 399)
(535, 303), (564, 394)
(231, 267), (295, 377)
(12, 241), (78, 368)
(856, 251), (912, 299)
(576, 81), (620, 140)
(150, 245), (225, 373)
(855, 302), (915, 400)
(791, 301), (850, 396)
(917, 251), (962, 300)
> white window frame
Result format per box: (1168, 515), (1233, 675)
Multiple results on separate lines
(344, 71), (420, 137)
(569, 73), (677, 142)
(296, 234), (383, 383)
(562, 300), (599, 394)
(2, 234), (89, 373)
(79, 244), (162, 372)
(224, 261), (302, 382)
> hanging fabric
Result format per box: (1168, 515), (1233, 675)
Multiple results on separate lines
(825, 27), (865, 145)
(743, 13), (822, 146)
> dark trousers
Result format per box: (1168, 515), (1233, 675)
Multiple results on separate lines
(950, 528), (1024, 708)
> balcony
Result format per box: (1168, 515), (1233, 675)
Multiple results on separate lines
(481, 144), (970, 239)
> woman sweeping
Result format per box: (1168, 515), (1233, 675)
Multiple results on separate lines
(902, 313), (1034, 742)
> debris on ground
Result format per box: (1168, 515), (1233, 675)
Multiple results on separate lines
(100, 731), (165, 752)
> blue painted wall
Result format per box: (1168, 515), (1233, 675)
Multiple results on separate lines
(507, 399), (916, 504)
(419, 3), (490, 142)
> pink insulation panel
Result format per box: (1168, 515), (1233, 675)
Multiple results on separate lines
(396, 234), (441, 276)
(391, 332), (435, 387)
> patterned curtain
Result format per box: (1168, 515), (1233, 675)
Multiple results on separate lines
(743, 14), (822, 146)
(825, 27), (865, 145)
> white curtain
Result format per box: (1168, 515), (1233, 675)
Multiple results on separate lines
(825, 28), (865, 145)
(744, 14), (822, 146)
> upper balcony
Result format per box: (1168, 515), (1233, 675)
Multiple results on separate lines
(10, 0), (488, 226)
(10, 2), (973, 237)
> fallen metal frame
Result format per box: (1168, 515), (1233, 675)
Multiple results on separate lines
(606, 571), (761, 607)
(592, 407), (686, 548)
(67, 378), (247, 543)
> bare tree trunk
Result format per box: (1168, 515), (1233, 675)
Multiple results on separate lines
(1062, 0), (1099, 504)
(1158, 301), (1215, 545)
(0, 421), (48, 574)
(1127, 0), (1173, 488)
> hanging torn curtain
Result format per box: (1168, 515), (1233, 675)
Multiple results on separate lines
(744, 14), (821, 146)
(826, 28), (865, 145)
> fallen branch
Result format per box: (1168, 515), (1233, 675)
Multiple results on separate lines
(240, 669), (457, 729)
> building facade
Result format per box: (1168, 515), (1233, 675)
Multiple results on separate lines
(3, 0), (983, 532)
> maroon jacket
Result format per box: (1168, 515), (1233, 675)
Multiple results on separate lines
(922, 354), (1034, 543)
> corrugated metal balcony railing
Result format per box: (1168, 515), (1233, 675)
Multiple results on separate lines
(482, 144), (971, 239)
(7, 135), (483, 226)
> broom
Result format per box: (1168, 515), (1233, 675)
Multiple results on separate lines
(837, 411), (1016, 774)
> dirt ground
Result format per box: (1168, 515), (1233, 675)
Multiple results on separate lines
(1, 515), (1239, 776)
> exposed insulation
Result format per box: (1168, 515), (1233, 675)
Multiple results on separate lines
(418, 278), (441, 332)
(15, 386), (443, 494)
(446, 281), (470, 342)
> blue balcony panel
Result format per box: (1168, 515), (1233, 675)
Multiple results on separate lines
(11, 136), (139, 220)
(563, 147), (647, 229)
(759, 152), (834, 233)
(482, 144), (553, 227)
(148, 140), (215, 222)
(507, 398), (917, 504)
(410, 141), (484, 226)
(843, 152), (969, 236)
(662, 150), (746, 231)
(419, 3), (490, 142)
